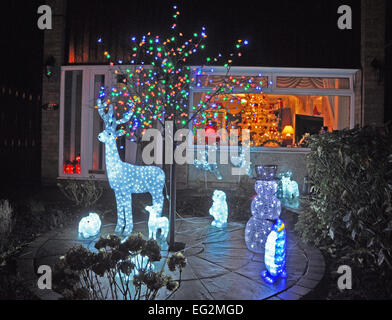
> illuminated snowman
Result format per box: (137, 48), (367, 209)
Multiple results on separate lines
(245, 165), (281, 253)
(261, 219), (287, 284)
(78, 213), (102, 239)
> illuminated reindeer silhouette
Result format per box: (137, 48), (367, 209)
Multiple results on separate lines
(97, 99), (166, 236)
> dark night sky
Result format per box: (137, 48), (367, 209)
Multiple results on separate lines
(0, 0), (362, 94)
(66, 0), (361, 68)
(0, 1), (44, 92)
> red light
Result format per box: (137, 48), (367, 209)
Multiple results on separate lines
(64, 164), (74, 174)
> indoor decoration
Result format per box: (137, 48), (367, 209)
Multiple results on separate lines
(63, 156), (81, 174)
(240, 95), (283, 146)
(209, 190), (228, 228)
(97, 99), (166, 236)
(146, 205), (169, 240)
(192, 94), (283, 147)
(282, 125), (294, 146)
(261, 219), (287, 284)
(78, 213), (102, 239)
(245, 165), (282, 253)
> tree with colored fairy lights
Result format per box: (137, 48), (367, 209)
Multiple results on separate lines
(97, 4), (264, 250)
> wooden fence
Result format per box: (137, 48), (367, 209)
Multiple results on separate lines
(0, 87), (41, 184)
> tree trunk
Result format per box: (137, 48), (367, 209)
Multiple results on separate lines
(168, 160), (177, 249)
(167, 139), (186, 252)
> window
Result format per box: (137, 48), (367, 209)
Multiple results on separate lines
(191, 92), (351, 147)
(59, 66), (142, 179)
(59, 66), (113, 179)
(62, 70), (83, 174)
(190, 67), (357, 148)
(90, 74), (105, 174)
(58, 66), (359, 179)
(276, 76), (350, 90)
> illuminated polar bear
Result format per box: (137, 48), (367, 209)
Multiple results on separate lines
(78, 213), (102, 239)
(209, 190), (228, 228)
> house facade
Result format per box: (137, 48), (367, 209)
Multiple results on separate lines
(40, 0), (388, 188)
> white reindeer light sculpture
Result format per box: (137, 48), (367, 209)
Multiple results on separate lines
(97, 99), (166, 236)
(146, 205), (169, 240)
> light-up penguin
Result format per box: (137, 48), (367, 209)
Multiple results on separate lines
(146, 205), (169, 240)
(97, 99), (165, 236)
(78, 213), (102, 239)
(209, 190), (228, 228)
(262, 219), (287, 284)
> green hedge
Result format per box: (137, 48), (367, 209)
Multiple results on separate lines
(295, 126), (392, 294)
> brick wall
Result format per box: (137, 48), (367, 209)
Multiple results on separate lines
(41, 0), (67, 185)
(354, 70), (363, 126)
(361, 0), (386, 126)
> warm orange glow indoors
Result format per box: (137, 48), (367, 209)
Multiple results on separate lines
(282, 125), (295, 137)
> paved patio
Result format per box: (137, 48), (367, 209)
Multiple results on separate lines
(16, 212), (325, 300)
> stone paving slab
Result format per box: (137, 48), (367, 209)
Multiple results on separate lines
(16, 216), (325, 300)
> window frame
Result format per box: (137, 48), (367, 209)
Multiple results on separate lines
(189, 66), (357, 130)
(59, 65), (115, 180)
(58, 65), (359, 179)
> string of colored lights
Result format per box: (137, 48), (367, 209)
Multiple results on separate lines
(95, 4), (264, 140)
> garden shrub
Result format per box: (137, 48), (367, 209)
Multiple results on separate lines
(295, 126), (392, 297)
(57, 178), (104, 208)
(53, 233), (186, 300)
